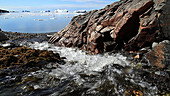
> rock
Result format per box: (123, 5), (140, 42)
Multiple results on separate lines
(146, 40), (170, 68)
(134, 54), (140, 59)
(96, 25), (103, 32)
(152, 42), (159, 48)
(129, 51), (134, 54)
(100, 27), (112, 33)
(103, 41), (116, 52)
(0, 32), (8, 41)
(50, 0), (170, 53)
(124, 90), (143, 96)
(90, 32), (101, 42)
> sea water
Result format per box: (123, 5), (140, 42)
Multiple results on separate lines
(0, 12), (79, 33)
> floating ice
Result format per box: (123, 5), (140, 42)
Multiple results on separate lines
(50, 18), (56, 19)
(4, 17), (9, 19)
(38, 19), (45, 21)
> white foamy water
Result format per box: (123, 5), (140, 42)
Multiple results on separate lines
(23, 41), (129, 78)
(18, 41), (161, 95)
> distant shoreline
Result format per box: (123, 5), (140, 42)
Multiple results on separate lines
(0, 9), (9, 13)
(1, 31), (55, 43)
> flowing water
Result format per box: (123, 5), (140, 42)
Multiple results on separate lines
(0, 41), (169, 96)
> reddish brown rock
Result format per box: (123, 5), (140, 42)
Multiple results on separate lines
(95, 25), (103, 32)
(146, 40), (170, 68)
(49, 0), (170, 53)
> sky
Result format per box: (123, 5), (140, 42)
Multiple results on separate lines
(0, 0), (119, 12)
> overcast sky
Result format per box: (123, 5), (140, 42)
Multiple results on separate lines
(0, 0), (119, 11)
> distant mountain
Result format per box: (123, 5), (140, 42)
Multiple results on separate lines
(0, 9), (9, 13)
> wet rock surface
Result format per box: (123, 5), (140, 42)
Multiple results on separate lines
(0, 31), (8, 41)
(50, 0), (170, 54)
(1, 31), (54, 43)
(146, 40), (170, 68)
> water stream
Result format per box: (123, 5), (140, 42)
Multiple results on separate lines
(0, 41), (169, 96)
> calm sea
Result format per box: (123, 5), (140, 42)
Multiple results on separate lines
(0, 13), (80, 33)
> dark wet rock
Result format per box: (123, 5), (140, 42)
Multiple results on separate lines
(0, 32), (8, 41)
(0, 46), (63, 69)
(1, 31), (55, 44)
(146, 40), (170, 68)
(142, 71), (170, 92)
(50, 0), (170, 54)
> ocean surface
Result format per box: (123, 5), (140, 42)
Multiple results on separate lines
(0, 13), (80, 33)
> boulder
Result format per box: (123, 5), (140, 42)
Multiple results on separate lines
(49, 0), (170, 53)
(146, 40), (170, 68)
(0, 31), (8, 41)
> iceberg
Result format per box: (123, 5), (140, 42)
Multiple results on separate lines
(54, 9), (68, 13)
(74, 10), (86, 13)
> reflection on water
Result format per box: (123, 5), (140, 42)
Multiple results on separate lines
(0, 13), (79, 33)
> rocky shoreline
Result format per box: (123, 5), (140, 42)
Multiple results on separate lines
(0, 0), (170, 95)
(1, 31), (55, 42)
(49, 0), (170, 70)
(0, 31), (170, 95)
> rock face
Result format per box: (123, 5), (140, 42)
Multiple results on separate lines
(146, 40), (170, 68)
(50, 0), (170, 54)
(0, 31), (8, 41)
